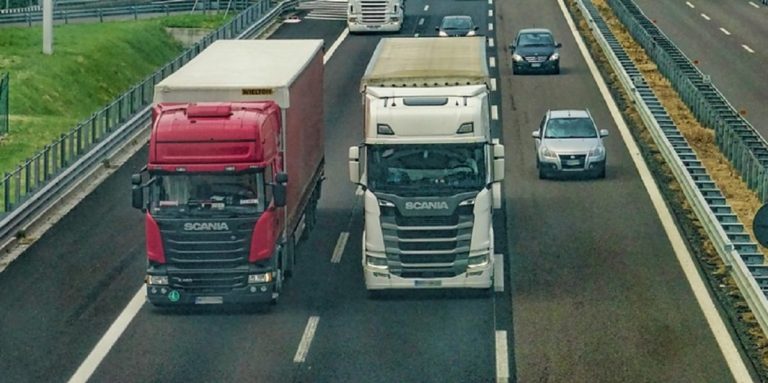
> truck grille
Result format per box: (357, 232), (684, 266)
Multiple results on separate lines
(380, 206), (474, 278)
(361, 0), (387, 23)
(158, 218), (256, 291)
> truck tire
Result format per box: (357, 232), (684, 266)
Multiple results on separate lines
(284, 237), (295, 278)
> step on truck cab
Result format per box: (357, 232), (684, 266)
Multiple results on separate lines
(349, 37), (505, 293)
(131, 39), (325, 306)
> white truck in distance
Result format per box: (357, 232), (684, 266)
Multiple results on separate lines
(349, 37), (505, 294)
(347, 0), (403, 32)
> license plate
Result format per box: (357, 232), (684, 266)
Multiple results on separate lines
(414, 280), (442, 287)
(195, 296), (223, 304)
(566, 160), (581, 166)
(531, 63), (541, 68)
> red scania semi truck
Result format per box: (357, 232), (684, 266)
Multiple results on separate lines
(131, 39), (325, 306)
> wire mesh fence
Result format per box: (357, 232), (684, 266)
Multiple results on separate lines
(0, 72), (8, 136)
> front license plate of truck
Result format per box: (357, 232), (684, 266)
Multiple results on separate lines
(195, 296), (223, 304)
(414, 280), (442, 287)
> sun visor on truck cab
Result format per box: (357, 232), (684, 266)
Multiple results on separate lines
(360, 37), (490, 91)
(152, 39), (325, 109)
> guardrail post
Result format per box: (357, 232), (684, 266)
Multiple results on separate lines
(34, 154), (40, 190)
(4, 173), (10, 212)
(76, 125), (82, 155)
(60, 134), (66, 167)
(43, 146), (50, 181)
(24, 159), (31, 194)
(14, 168), (20, 207)
(132, 6), (138, 20)
(98, 9), (103, 23)
(63, 10), (68, 24)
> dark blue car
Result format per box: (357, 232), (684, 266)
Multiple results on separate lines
(510, 28), (562, 75)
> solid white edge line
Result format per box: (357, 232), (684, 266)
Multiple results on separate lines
(494, 253), (504, 292)
(331, 232), (350, 263)
(495, 330), (509, 382)
(720, 27), (731, 35)
(489, 57), (496, 68)
(68, 288), (146, 383)
(294, 316), (320, 363)
(491, 105), (499, 121)
(491, 78), (497, 92)
(686, 1), (694, 8)
(749, 1), (760, 8)
(701, 13), (711, 21)
(742, 44), (755, 53)
(324, 28), (349, 65)
(558, 0), (752, 380)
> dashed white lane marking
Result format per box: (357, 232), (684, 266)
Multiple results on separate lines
(488, 37), (495, 48)
(491, 105), (499, 121)
(488, 9), (493, 17)
(488, 0), (492, 4)
(68, 288), (145, 383)
(493, 254), (504, 292)
(558, 0), (752, 380)
(294, 316), (320, 363)
(686, 1), (694, 8)
(701, 13), (711, 21)
(331, 232), (350, 263)
(488, 22), (494, 31)
(423, 5), (429, 11)
(720, 27), (731, 35)
(742, 44), (755, 53)
(324, 28), (349, 65)
(495, 330), (509, 382)
(489, 57), (496, 68)
(749, 1), (760, 8)
(491, 78), (497, 92)
(418, 17), (424, 25)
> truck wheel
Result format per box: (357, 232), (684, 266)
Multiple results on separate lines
(284, 238), (295, 278)
(367, 289), (385, 300)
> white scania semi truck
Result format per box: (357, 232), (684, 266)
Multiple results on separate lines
(347, 0), (404, 33)
(349, 37), (505, 294)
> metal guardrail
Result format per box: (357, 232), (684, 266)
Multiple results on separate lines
(575, 0), (768, 339)
(0, 0), (294, 249)
(0, 0), (251, 25)
(603, 0), (768, 204)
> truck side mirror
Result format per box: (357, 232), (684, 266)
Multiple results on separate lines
(493, 143), (505, 182)
(273, 172), (288, 207)
(349, 146), (361, 184)
(132, 185), (144, 210)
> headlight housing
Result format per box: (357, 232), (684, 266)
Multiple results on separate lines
(439, 30), (448, 37)
(467, 30), (476, 36)
(366, 255), (388, 268)
(147, 275), (169, 285)
(588, 146), (605, 157)
(248, 272), (273, 283)
(512, 54), (523, 62)
(549, 52), (560, 61)
(468, 254), (490, 268)
(540, 146), (557, 159)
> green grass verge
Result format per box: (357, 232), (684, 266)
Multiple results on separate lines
(0, 13), (230, 177)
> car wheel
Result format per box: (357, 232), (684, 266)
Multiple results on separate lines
(597, 164), (606, 179)
(552, 64), (560, 75)
(538, 168), (547, 180)
(512, 66), (518, 75)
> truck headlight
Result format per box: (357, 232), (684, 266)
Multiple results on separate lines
(540, 146), (557, 159)
(248, 272), (273, 283)
(512, 54), (523, 62)
(348, 17), (357, 23)
(147, 275), (169, 285)
(366, 255), (388, 268)
(468, 254), (489, 268)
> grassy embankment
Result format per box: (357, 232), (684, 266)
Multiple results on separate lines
(0, 14), (230, 177)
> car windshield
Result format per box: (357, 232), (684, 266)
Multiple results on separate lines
(518, 32), (554, 47)
(148, 171), (266, 216)
(443, 17), (472, 29)
(368, 143), (487, 196)
(544, 117), (598, 139)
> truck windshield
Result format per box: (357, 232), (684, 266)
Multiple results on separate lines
(367, 143), (486, 195)
(148, 172), (266, 216)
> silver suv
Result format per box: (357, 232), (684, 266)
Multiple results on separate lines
(533, 109), (608, 179)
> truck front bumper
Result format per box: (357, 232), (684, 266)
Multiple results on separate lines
(145, 282), (274, 306)
(348, 21), (402, 33)
(363, 263), (493, 290)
